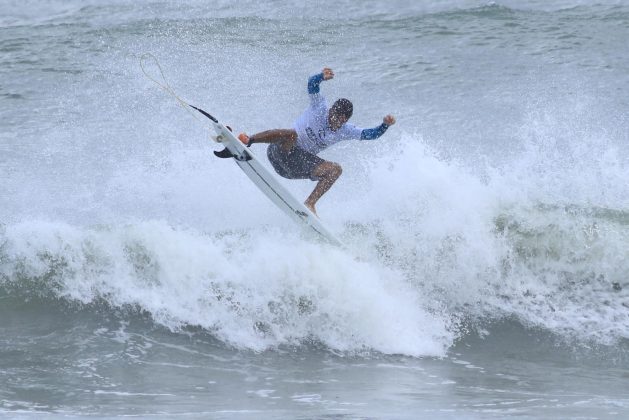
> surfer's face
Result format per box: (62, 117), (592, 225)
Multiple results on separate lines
(328, 110), (349, 131)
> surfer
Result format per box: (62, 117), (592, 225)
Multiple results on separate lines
(237, 67), (396, 215)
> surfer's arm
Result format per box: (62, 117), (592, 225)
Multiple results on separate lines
(307, 73), (325, 94)
(238, 129), (297, 146)
(307, 67), (334, 95)
(360, 115), (396, 140)
(360, 124), (389, 140)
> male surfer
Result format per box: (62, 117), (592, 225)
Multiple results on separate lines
(238, 67), (396, 215)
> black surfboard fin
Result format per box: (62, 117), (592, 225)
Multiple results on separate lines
(214, 148), (236, 159)
(213, 148), (253, 161)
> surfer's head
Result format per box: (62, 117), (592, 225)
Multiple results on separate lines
(328, 98), (353, 131)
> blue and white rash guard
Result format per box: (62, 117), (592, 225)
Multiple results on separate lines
(293, 73), (389, 155)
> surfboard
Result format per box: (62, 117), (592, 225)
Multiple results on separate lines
(191, 105), (343, 247)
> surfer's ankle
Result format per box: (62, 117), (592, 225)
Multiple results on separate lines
(304, 201), (317, 215)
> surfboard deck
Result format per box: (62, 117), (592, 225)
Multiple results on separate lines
(206, 117), (343, 247)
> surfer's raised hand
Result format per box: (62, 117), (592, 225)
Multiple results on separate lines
(383, 115), (396, 126)
(322, 67), (334, 80)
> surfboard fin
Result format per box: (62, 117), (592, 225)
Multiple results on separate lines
(214, 148), (235, 159)
(213, 147), (253, 161)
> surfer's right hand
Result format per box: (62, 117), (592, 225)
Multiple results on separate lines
(238, 133), (250, 145)
(322, 67), (334, 80)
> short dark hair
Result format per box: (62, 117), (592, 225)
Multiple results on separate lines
(331, 98), (353, 119)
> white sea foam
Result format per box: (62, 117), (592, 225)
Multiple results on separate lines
(2, 126), (628, 354)
(0, 218), (454, 356)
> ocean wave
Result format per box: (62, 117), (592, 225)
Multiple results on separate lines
(3, 117), (629, 354)
(0, 220), (454, 356)
(2, 179), (628, 356)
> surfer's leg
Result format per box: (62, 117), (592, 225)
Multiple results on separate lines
(268, 141), (324, 182)
(304, 161), (342, 215)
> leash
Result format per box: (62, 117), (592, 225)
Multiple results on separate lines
(139, 53), (218, 130)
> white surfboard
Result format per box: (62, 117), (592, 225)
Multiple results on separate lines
(191, 106), (343, 247)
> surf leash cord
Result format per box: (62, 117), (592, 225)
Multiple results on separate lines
(139, 53), (218, 125)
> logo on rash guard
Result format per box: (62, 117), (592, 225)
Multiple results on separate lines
(306, 127), (327, 146)
(306, 127), (317, 143)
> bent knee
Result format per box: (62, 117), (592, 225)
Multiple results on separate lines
(322, 162), (342, 178)
(311, 161), (341, 180)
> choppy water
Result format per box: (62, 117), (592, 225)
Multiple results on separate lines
(2, 0), (629, 418)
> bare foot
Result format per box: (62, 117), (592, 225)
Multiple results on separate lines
(304, 201), (318, 216)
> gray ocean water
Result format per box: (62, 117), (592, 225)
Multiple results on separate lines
(2, 0), (629, 418)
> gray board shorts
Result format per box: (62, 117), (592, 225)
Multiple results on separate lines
(267, 143), (324, 181)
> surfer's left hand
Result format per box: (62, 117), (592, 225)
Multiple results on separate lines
(322, 67), (334, 80)
(238, 133), (250, 145)
(383, 115), (396, 126)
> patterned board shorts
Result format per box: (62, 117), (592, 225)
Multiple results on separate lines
(267, 143), (325, 181)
